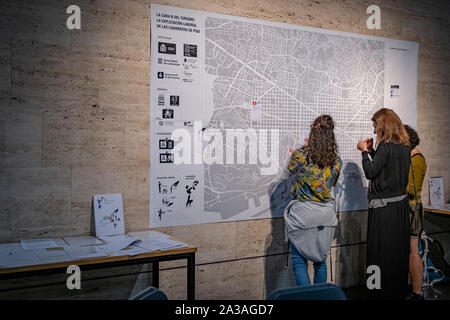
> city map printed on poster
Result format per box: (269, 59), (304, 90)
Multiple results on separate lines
(149, 4), (418, 227)
(93, 194), (125, 237)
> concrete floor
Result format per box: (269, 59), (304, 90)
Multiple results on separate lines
(342, 280), (450, 300)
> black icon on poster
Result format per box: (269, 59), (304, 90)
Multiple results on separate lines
(185, 180), (199, 208)
(158, 208), (166, 220)
(184, 44), (197, 57)
(157, 72), (164, 79)
(158, 42), (176, 55)
(160, 153), (174, 163)
(158, 94), (165, 106)
(170, 180), (179, 193)
(162, 109), (174, 119)
(158, 180), (179, 194)
(159, 138), (174, 149)
(162, 198), (174, 207)
(170, 95), (179, 106)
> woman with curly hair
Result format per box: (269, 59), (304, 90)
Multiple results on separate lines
(357, 108), (411, 300)
(285, 114), (342, 286)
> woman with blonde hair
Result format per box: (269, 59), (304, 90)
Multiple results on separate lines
(357, 108), (411, 299)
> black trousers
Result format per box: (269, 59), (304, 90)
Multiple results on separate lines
(366, 198), (410, 300)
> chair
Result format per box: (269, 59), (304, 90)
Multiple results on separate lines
(129, 287), (168, 300)
(267, 283), (347, 300)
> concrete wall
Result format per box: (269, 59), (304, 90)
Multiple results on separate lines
(0, 0), (449, 299)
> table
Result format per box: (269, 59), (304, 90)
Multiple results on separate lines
(424, 205), (450, 216)
(0, 235), (197, 300)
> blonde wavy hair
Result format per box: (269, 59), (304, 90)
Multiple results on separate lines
(371, 108), (410, 147)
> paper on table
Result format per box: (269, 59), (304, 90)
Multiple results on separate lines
(128, 230), (171, 239)
(0, 250), (41, 269)
(65, 246), (108, 260)
(34, 248), (73, 264)
(98, 234), (139, 255)
(20, 238), (67, 250)
(118, 245), (150, 257)
(134, 238), (188, 252)
(0, 242), (23, 254)
(63, 236), (104, 247)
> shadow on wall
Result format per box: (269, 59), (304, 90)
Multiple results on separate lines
(264, 161), (369, 296)
(333, 162), (368, 289)
(333, 162), (368, 212)
(263, 173), (297, 297)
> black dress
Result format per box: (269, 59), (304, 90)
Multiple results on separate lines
(362, 142), (411, 300)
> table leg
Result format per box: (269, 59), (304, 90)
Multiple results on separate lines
(187, 253), (195, 300)
(152, 261), (159, 288)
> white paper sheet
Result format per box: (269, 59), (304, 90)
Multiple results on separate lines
(63, 236), (104, 247)
(134, 238), (188, 252)
(0, 250), (41, 269)
(98, 235), (139, 255)
(65, 246), (108, 260)
(118, 245), (150, 257)
(34, 248), (72, 264)
(0, 242), (23, 254)
(21, 239), (60, 251)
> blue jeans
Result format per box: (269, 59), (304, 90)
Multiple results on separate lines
(290, 242), (327, 286)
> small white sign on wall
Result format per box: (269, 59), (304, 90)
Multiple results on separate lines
(429, 177), (444, 207)
(93, 194), (125, 237)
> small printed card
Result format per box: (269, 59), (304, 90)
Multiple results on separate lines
(429, 177), (444, 207)
(93, 194), (125, 238)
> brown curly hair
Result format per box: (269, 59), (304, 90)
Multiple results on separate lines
(301, 115), (339, 169)
(404, 124), (420, 149)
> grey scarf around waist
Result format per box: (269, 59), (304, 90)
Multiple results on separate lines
(284, 199), (337, 263)
(368, 194), (407, 209)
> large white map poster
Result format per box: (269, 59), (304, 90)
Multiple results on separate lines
(149, 4), (418, 227)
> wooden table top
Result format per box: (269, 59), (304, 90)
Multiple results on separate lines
(424, 205), (450, 216)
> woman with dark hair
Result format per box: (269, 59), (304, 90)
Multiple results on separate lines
(285, 115), (342, 285)
(357, 108), (411, 299)
(404, 124), (427, 300)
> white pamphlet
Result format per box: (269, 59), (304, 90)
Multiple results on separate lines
(93, 194), (125, 237)
(430, 177), (444, 207)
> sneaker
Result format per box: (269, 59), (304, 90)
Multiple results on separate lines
(406, 290), (424, 300)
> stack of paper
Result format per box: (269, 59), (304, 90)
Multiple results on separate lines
(119, 245), (149, 256)
(98, 234), (139, 256)
(134, 237), (188, 252)
(0, 231), (188, 268)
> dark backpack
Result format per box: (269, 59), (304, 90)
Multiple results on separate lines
(419, 236), (450, 285)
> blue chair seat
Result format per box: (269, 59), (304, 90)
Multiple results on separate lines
(267, 283), (346, 300)
(129, 287), (168, 300)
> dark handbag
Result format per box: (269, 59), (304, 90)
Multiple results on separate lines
(409, 163), (423, 237)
